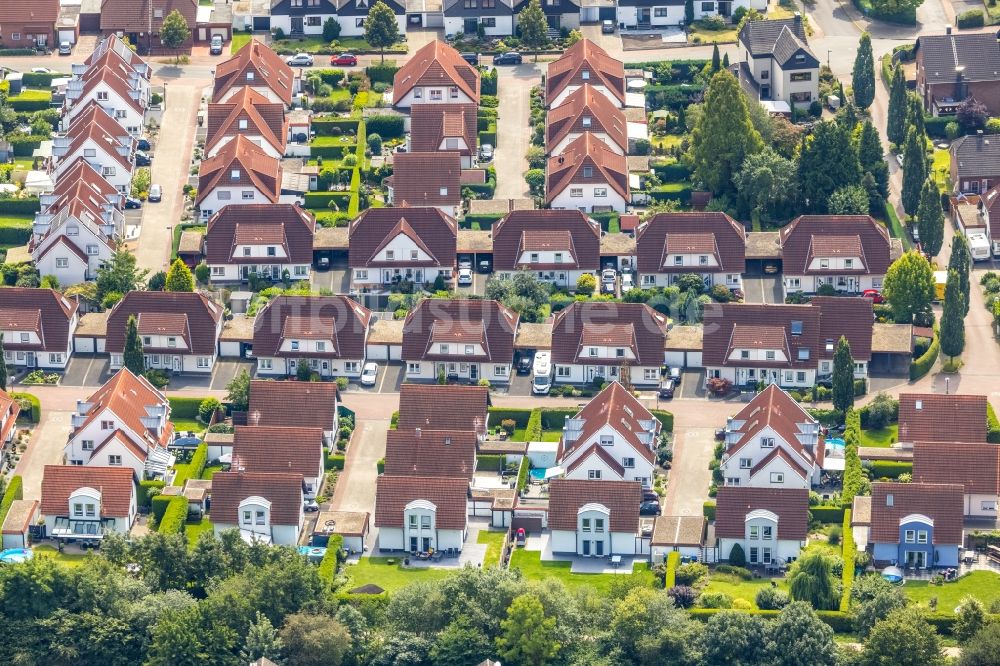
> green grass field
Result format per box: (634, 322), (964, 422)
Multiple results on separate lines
(9, 89), (52, 102)
(33, 544), (88, 567)
(932, 149), (951, 193)
(904, 570), (1000, 612)
(651, 134), (685, 151)
(185, 518), (214, 548)
(478, 529), (507, 568)
(0, 214), (34, 229)
(860, 424), (898, 448)
(231, 33), (251, 54)
(343, 556), (454, 593)
(702, 572), (790, 608)
(201, 464), (224, 480)
(170, 418), (203, 434)
(688, 22), (739, 44)
(509, 550), (656, 594)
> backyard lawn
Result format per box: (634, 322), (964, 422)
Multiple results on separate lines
(651, 134), (684, 151)
(171, 462), (196, 486)
(0, 214), (34, 230)
(510, 428), (563, 442)
(702, 572), (790, 608)
(271, 36), (406, 54)
(932, 149), (950, 193)
(860, 424), (898, 448)
(185, 517), (214, 548)
(509, 550), (656, 594)
(170, 417), (204, 434)
(688, 22), (739, 44)
(33, 544), (88, 567)
(343, 556), (454, 593)
(478, 529), (507, 568)
(201, 464), (224, 480)
(231, 33), (251, 54)
(904, 570), (1000, 612)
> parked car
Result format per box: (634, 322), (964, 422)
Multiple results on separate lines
(30, 67), (54, 73)
(668, 366), (681, 381)
(360, 362), (378, 386)
(862, 289), (884, 304)
(460, 52), (479, 66)
(457, 268), (473, 286)
(316, 256), (330, 269)
(58, 41), (72, 56)
(516, 353), (533, 375)
(639, 500), (661, 516)
(331, 53), (358, 66)
(911, 225), (920, 242)
(895, 152), (904, 168)
(303, 499), (319, 513)
(642, 489), (659, 502)
(148, 184), (162, 202)
(602, 19), (615, 33)
(658, 378), (675, 399)
(478, 143), (494, 162)
(286, 53), (314, 67)
(601, 268), (616, 294)
(134, 151), (151, 166)
(621, 273), (635, 293)
(210, 35), (224, 55)
(478, 258), (491, 273)
(493, 52), (522, 65)
(124, 197), (143, 209)
(136, 137), (151, 152)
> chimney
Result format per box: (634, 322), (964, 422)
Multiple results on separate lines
(794, 11), (801, 22)
(946, 24), (952, 34)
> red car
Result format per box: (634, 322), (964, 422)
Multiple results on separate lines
(862, 289), (884, 304)
(330, 53), (358, 66)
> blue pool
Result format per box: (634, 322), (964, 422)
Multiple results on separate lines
(881, 566), (905, 584)
(529, 468), (548, 481)
(298, 546), (327, 562)
(826, 438), (846, 451)
(0, 548), (32, 564)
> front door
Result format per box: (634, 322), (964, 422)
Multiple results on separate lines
(172, 356), (181, 373)
(464, 18), (478, 33)
(582, 540), (591, 556)
(421, 537), (431, 552)
(469, 364), (478, 381)
(595, 540), (604, 556)
(639, 8), (650, 23)
(409, 536), (418, 552)
(291, 17), (304, 34)
(25, 352), (35, 368)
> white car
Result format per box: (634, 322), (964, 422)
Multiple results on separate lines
(286, 53), (314, 67)
(895, 153), (904, 167)
(622, 273), (635, 293)
(360, 362), (378, 386)
(457, 268), (473, 286)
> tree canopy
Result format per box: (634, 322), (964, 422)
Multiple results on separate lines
(165, 258), (195, 292)
(832, 336), (855, 413)
(883, 250), (935, 324)
(517, 0), (548, 58)
(887, 65), (907, 146)
(159, 9), (191, 51)
(364, 0), (400, 63)
(915, 177), (944, 258)
(852, 33), (876, 110)
(901, 126), (927, 217)
(123, 314), (145, 376)
(798, 120), (862, 213)
(940, 268), (966, 359)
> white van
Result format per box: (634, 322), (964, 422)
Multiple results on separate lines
(968, 232), (991, 262)
(532, 351), (552, 395)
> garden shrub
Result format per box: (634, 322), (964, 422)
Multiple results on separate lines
(957, 9), (985, 28)
(326, 454), (346, 471)
(675, 562), (708, 586)
(727, 543), (746, 567)
(11, 392), (40, 422)
(715, 564), (753, 580)
(138, 480), (165, 508)
(157, 496), (187, 534)
(366, 64), (399, 84)
(487, 407), (532, 428)
(318, 533), (344, 585)
(651, 409), (674, 432)
(988, 402), (1000, 443)
(667, 585), (697, 608)
(0, 475), (23, 526)
(365, 115), (405, 138)
(198, 398), (220, 424)
(476, 454), (504, 471)
(755, 587), (791, 610)
(869, 461), (912, 479)
(703, 501), (716, 521)
(699, 592), (732, 609)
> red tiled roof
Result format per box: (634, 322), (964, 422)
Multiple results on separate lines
(545, 39), (625, 107)
(546, 83), (627, 154)
(232, 425), (323, 478)
(869, 482), (964, 545)
(247, 380), (337, 431)
(898, 393), (987, 443)
(58, 102), (135, 172)
(492, 210), (601, 272)
(546, 132), (629, 203)
(211, 471), (303, 526)
(561, 381), (658, 465)
(912, 441), (1000, 495)
(812, 296), (873, 361)
(547, 478), (641, 533)
(402, 299), (518, 363)
(393, 40), (480, 106)
(348, 207), (457, 269)
(0, 389), (20, 448)
(726, 385), (820, 470)
(69, 65), (144, 118)
(389, 152), (462, 207)
(0, 1), (59, 25)
(551, 301), (668, 366)
(252, 295), (371, 360)
(779, 215), (891, 275)
(40, 465), (134, 518)
(409, 103), (478, 156)
(714, 487), (809, 540)
(635, 212), (746, 274)
(397, 384), (489, 432)
(106, 291), (222, 355)
(374, 474), (468, 529)
(206, 87), (287, 156)
(100, 0), (197, 33)
(43, 159), (120, 215)
(703, 303), (817, 369)
(205, 204), (315, 265)
(212, 39), (295, 106)
(564, 442), (626, 478)
(197, 135), (281, 206)
(383, 429), (477, 480)
(0, 287), (77, 353)
(72, 368), (172, 449)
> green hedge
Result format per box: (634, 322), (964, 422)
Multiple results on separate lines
(665, 551), (680, 588)
(807, 408), (843, 427)
(189, 443), (208, 481)
(461, 213), (502, 229)
(842, 409), (863, 504)
(0, 49), (34, 56)
(651, 409), (674, 433)
(481, 67), (498, 95)
(852, 0), (916, 23)
(151, 495), (172, 523)
(7, 135), (44, 157)
(703, 501), (716, 521)
(168, 396), (203, 419)
(488, 407), (533, 428)
(476, 454), (504, 471)
(11, 392), (40, 422)
(326, 454), (346, 471)
(318, 533), (344, 585)
(0, 476), (23, 527)
(909, 329), (939, 380)
(390, 411), (399, 429)
(138, 480), (165, 508)
(0, 197), (40, 215)
(810, 505), (846, 524)
(648, 183), (693, 204)
(924, 116), (953, 139)
(539, 408), (577, 430)
(988, 402), (1000, 444)
(312, 118), (359, 136)
(652, 161), (692, 181)
(478, 128), (497, 148)
(158, 496), (188, 534)
(310, 143), (354, 159)
(20, 72), (60, 88)
(956, 9), (984, 28)
(365, 115), (405, 139)
(869, 460), (912, 479)
(377, 458), (385, 474)
(9, 95), (51, 112)
(311, 68), (346, 85)
(516, 456), (529, 493)
(525, 409), (543, 441)
(645, 84), (707, 111)
(840, 509), (855, 612)
(366, 64), (399, 84)
(303, 191), (352, 209)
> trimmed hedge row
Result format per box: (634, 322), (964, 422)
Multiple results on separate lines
(189, 443), (208, 482)
(648, 184), (693, 205)
(481, 68), (498, 96)
(956, 9), (985, 28)
(460, 213), (502, 229)
(840, 509), (855, 612)
(366, 115), (405, 139)
(909, 329), (939, 380)
(11, 392), (40, 422)
(318, 533), (344, 585)
(810, 505), (845, 524)
(326, 454), (346, 471)
(652, 161), (692, 181)
(0, 476), (23, 527)
(0, 197), (41, 215)
(842, 409), (863, 504)
(516, 456), (529, 493)
(665, 551), (680, 589)
(651, 409), (674, 433)
(476, 454), (504, 471)
(988, 402), (1000, 444)
(9, 96), (51, 112)
(366, 64), (399, 84)
(539, 408), (577, 430)
(924, 116), (953, 140)
(20, 72), (60, 88)
(303, 191), (352, 209)
(525, 409), (543, 441)
(688, 608), (855, 632)
(7, 135), (45, 157)
(869, 460), (912, 479)
(151, 495), (172, 523)
(157, 496), (188, 534)
(138, 480), (165, 508)
(310, 143), (355, 159)
(703, 501), (716, 521)
(168, 396), (203, 419)
(312, 118), (360, 136)
(488, 407), (532, 428)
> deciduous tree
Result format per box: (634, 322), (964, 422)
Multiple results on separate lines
(860, 607), (944, 666)
(832, 336), (855, 413)
(496, 594), (560, 666)
(576, 272), (596, 295)
(901, 126), (927, 216)
(96, 249), (148, 302)
(916, 177), (944, 258)
(689, 70), (763, 194)
(828, 184), (871, 215)
(940, 268), (966, 360)
(123, 315), (145, 376)
(364, 0), (400, 63)
(887, 64), (907, 146)
(279, 613), (349, 666)
(767, 602), (838, 666)
(159, 10), (191, 52)
(517, 0), (548, 61)
(797, 120), (862, 213)
(226, 368), (251, 412)
(788, 552), (837, 610)
(733, 148), (798, 222)
(957, 96), (989, 131)
(959, 622), (1000, 665)
(852, 32), (876, 110)
(883, 250), (935, 324)
(702, 611), (768, 666)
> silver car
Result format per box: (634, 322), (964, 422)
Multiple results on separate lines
(286, 53), (314, 67)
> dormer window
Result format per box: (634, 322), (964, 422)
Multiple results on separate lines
(439, 344), (448, 354)
(825, 339), (834, 352)
(886, 494), (893, 506)
(142, 336), (151, 345)
(291, 341), (300, 350)
(530, 253), (539, 263)
(243, 247), (251, 256)
(795, 54), (805, 63)
(317, 341), (326, 351)
(168, 337), (176, 348)
(798, 348), (810, 360)
(465, 345), (473, 355)
(582, 116), (592, 128)
(765, 350), (775, 360)
(554, 252), (563, 263)
(699, 255), (708, 265)
(820, 259), (829, 268)
(589, 347), (598, 357)
(231, 169), (241, 180)
(740, 350), (749, 359)
(616, 348), (625, 357)
(845, 259), (854, 269)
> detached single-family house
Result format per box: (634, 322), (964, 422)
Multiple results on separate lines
(714, 486), (809, 566)
(719, 384), (824, 489)
(232, 425), (324, 498)
(247, 379), (338, 445)
(348, 207), (458, 292)
(213, 39), (296, 107)
(269, 0), (405, 38)
(779, 215), (893, 297)
(912, 441), (1000, 518)
(617, 0), (764, 28)
(51, 102), (136, 194)
(651, 515), (707, 563)
(211, 471), (304, 545)
(915, 29), (1000, 117)
(897, 393), (987, 445)
(546, 133), (629, 213)
(443, 0), (519, 36)
(558, 381), (661, 487)
(734, 16), (819, 110)
(392, 40), (480, 109)
(106, 291), (224, 374)
(205, 87), (288, 159)
(397, 383), (489, 433)
(0, 1), (60, 50)
(375, 474), (470, 552)
(401, 298), (518, 384)
(63, 61), (148, 137)
(385, 152), (462, 217)
(545, 39), (624, 109)
(546, 83), (628, 156)
(551, 301), (669, 386)
(635, 212), (746, 290)
(99, 0), (198, 53)
(252, 295), (373, 378)
(951, 134), (1000, 195)
(40, 465), (137, 541)
(203, 203), (315, 283)
(409, 103), (478, 168)
(0, 287), (79, 370)
(65, 368), (174, 479)
(197, 135), (282, 219)
(548, 478), (643, 557)
(491, 209), (601, 288)
(384, 428), (478, 480)
(866, 482), (964, 569)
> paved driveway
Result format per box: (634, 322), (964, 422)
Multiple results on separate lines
(493, 63), (540, 199)
(351, 361), (403, 394)
(662, 427), (716, 518)
(60, 355), (110, 388)
(331, 417), (389, 514)
(743, 276), (782, 304)
(210, 359), (254, 391)
(15, 410), (72, 501)
(311, 266), (350, 294)
(508, 371), (533, 396)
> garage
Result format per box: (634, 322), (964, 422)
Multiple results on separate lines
(73, 311), (109, 354)
(744, 230), (782, 277)
(366, 319), (403, 361)
(869, 323), (913, 376)
(664, 325), (703, 368)
(252, 16), (271, 31)
(57, 29), (77, 45)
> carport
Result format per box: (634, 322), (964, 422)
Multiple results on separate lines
(365, 319), (404, 361)
(457, 229), (493, 272)
(313, 226), (349, 268)
(869, 323), (913, 375)
(664, 324), (703, 368)
(744, 231), (782, 277)
(600, 232), (637, 272)
(219, 316), (254, 358)
(72, 311), (108, 354)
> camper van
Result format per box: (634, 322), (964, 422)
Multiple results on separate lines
(532, 351), (552, 395)
(968, 232), (991, 262)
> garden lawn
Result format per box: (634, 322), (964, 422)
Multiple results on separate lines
(201, 464), (224, 480)
(33, 544), (88, 567)
(688, 22), (739, 44)
(231, 33), (251, 54)
(478, 529), (507, 568)
(860, 424), (898, 448)
(881, 202), (912, 251)
(651, 134), (684, 151)
(317, 88), (352, 104)
(170, 417), (203, 434)
(311, 133), (356, 147)
(9, 89), (51, 103)
(904, 570), (1000, 612)
(171, 462), (195, 487)
(509, 550), (656, 594)
(702, 572), (790, 608)
(185, 517), (214, 548)
(343, 556), (454, 593)
(0, 214), (34, 230)
(932, 149), (950, 193)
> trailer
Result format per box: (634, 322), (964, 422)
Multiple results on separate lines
(968, 231), (991, 262)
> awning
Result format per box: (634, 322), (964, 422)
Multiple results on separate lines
(544, 466), (564, 480)
(239, 529), (272, 545)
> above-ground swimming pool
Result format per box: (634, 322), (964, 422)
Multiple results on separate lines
(826, 438), (846, 451)
(529, 468), (548, 482)
(0, 548), (33, 564)
(881, 566), (904, 584)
